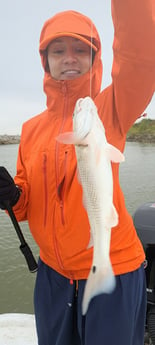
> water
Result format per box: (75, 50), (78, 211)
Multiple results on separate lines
(0, 145), (39, 314)
(120, 142), (155, 214)
(0, 142), (155, 314)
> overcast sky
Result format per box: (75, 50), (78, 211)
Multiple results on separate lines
(0, 0), (154, 134)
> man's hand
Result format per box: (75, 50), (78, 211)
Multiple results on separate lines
(0, 167), (20, 209)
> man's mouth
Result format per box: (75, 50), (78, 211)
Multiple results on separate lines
(62, 70), (80, 76)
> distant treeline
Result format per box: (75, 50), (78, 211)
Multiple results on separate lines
(0, 135), (20, 145)
(127, 118), (155, 143)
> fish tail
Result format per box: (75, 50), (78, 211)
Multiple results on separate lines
(82, 260), (116, 315)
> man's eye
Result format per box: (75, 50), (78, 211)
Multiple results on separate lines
(76, 48), (86, 53)
(76, 47), (90, 55)
(53, 49), (64, 54)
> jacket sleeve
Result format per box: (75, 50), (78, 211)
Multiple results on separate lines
(13, 139), (29, 221)
(111, 0), (155, 133)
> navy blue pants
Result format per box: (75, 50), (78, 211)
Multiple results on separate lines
(34, 259), (146, 345)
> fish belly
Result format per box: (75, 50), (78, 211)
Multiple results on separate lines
(76, 144), (117, 315)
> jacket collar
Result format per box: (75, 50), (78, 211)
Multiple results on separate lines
(43, 54), (103, 115)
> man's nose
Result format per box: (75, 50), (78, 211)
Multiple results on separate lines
(63, 48), (77, 63)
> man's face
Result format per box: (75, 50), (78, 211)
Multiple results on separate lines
(47, 36), (93, 80)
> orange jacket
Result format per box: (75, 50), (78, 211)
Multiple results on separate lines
(14, 2), (155, 280)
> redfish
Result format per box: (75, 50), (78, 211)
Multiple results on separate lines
(56, 96), (125, 315)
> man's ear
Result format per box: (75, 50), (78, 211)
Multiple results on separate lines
(40, 49), (50, 73)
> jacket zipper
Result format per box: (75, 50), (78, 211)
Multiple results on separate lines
(56, 82), (68, 225)
(53, 82), (68, 270)
(59, 151), (68, 225)
(42, 153), (48, 227)
(53, 204), (65, 270)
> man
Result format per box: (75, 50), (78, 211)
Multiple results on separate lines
(0, 3), (155, 344)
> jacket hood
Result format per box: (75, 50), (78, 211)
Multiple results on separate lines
(39, 10), (102, 69)
(39, 10), (103, 109)
(40, 11), (100, 55)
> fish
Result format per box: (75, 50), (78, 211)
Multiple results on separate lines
(56, 96), (125, 315)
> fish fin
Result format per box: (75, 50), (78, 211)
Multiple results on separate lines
(104, 143), (125, 163)
(106, 204), (118, 228)
(87, 230), (94, 249)
(56, 132), (82, 145)
(82, 260), (116, 315)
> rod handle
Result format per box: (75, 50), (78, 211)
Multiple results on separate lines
(20, 243), (38, 273)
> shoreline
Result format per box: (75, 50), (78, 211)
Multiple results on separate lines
(0, 132), (155, 145)
(0, 135), (20, 145)
(126, 135), (155, 143)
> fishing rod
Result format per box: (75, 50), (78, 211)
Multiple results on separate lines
(4, 201), (38, 273)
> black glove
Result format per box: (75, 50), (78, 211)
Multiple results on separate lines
(0, 167), (21, 210)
